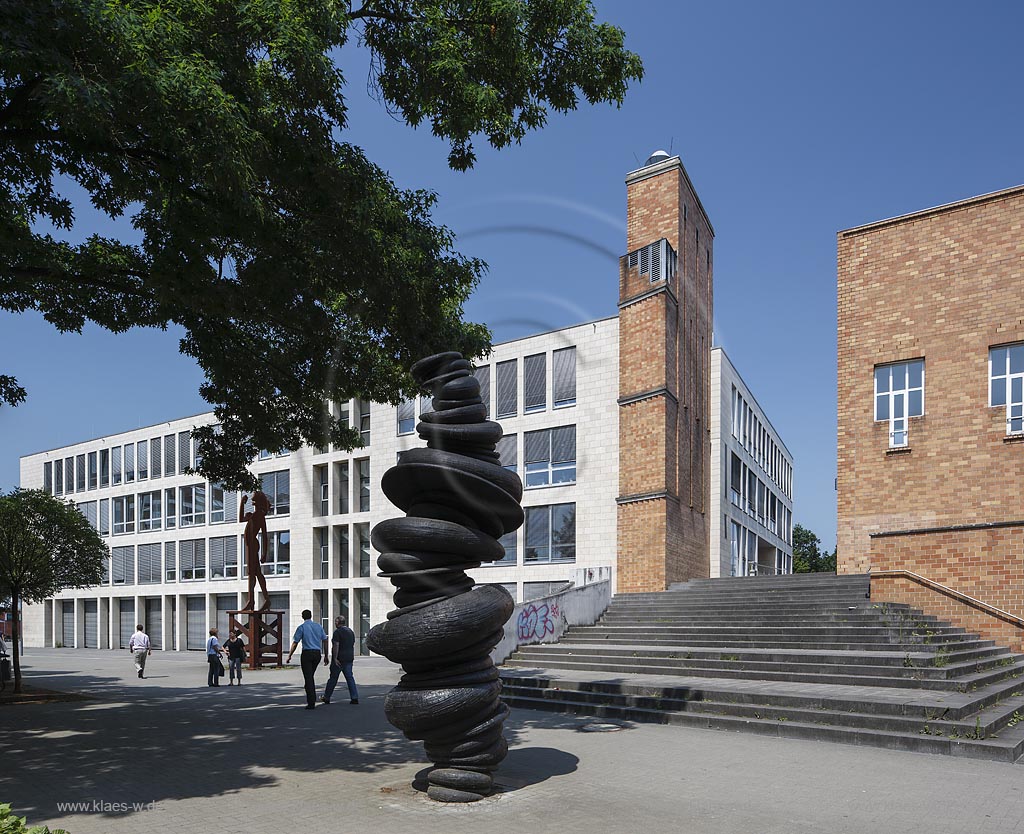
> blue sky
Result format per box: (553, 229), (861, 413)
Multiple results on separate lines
(2, 1), (1022, 551)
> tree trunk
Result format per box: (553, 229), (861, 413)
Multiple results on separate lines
(10, 588), (21, 694)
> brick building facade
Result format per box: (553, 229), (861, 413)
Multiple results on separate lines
(837, 185), (1024, 646)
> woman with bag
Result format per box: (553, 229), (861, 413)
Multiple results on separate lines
(206, 627), (226, 687)
(225, 628), (247, 685)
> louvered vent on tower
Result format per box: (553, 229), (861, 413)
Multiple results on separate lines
(626, 238), (677, 284)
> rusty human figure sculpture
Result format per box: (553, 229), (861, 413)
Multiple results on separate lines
(240, 491), (272, 612)
(368, 352), (523, 803)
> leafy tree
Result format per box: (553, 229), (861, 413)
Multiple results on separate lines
(0, 489), (107, 693)
(0, 0), (642, 488)
(792, 523), (835, 574)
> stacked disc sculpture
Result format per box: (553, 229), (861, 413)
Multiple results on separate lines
(367, 351), (523, 802)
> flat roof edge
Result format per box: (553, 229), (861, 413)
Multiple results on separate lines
(838, 184), (1024, 238)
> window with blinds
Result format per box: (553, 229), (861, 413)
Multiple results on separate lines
(524, 426), (576, 487)
(64, 456), (74, 493)
(474, 366), (491, 418)
(164, 541), (177, 582)
(164, 433), (176, 476)
(209, 535), (238, 579)
(553, 347), (577, 407)
(150, 436), (162, 478)
(44, 462), (52, 494)
(54, 459), (63, 495)
(266, 531), (290, 576)
(524, 503), (576, 563)
(111, 545), (135, 584)
(124, 443), (135, 483)
(179, 538), (206, 581)
(397, 397), (416, 435)
(357, 523), (370, 577)
(178, 431), (191, 474)
(496, 359), (517, 418)
(99, 448), (109, 487)
(496, 434), (517, 473)
(138, 543), (162, 584)
(137, 439), (148, 480)
(112, 446), (122, 485)
(357, 459), (370, 512)
(164, 488), (176, 529)
(524, 354), (546, 413)
(99, 498), (110, 536)
(138, 491), (162, 531)
(76, 454), (86, 492)
(179, 484), (206, 527)
(112, 496), (135, 535)
(77, 501), (98, 530)
(87, 451), (97, 490)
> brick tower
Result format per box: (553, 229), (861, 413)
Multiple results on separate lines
(616, 151), (714, 592)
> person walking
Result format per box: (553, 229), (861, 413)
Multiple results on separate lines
(128, 625), (152, 679)
(224, 628), (247, 685)
(206, 627), (225, 687)
(321, 615), (359, 705)
(286, 609), (328, 709)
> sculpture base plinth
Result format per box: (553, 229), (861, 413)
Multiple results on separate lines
(228, 610), (284, 670)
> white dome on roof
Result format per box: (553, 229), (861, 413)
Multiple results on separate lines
(645, 149), (671, 166)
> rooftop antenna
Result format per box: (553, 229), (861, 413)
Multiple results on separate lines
(669, 137), (674, 155)
(631, 150), (641, 167)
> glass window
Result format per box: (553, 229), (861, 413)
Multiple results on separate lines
(150, 437), (162, 478)
(358, 459), (370, 512)
(43, 461), (52, 494)
(874, 360), (924, 448)
(64, 456), (74, 493)
(496, 359), (517, 418)
(524, 426), (576, 487)
(316, 466), (329, 516)
(111, 545), (135, 585)
(75, 454), (86, 492)
(99, 498), (109, 536)
(210, 484), (226, 523)
(111, 446), (122, 485)
(137, 439), (148, 480)
(164, 542), (177, 582)
(524, 353), (546, 413)
(179, 484), (206, 527)
(179, 538), (206, 581)
(260, 470), (290, 515)
(164, 433), (176, 476)
(138, 491), (162, 532)
(730, 452), (742, 505)
(99, 449), (109, 488)
(319, 528), (330, 579)
(209, 535), (238, 579)
(524, 503), (576, 563)
(493, 530), (517, 566)
(496, 434), (517, 473)
(990, 343), (1024, 435)
(358, 400), (371, 446)
(87, 452), (97, 490)
(266, 531), (290, 576)
(357, 523), (371, 577)
(397, 397), (416, 435)
(474, 366), (491, 418)
(553, 347), (577, 408)
(337, 526), (350, 578)
(338, 461), (350, 514)
(165, 487), (176, 529)
(112, 495), (135, 535)
(124, 443), (135, 483)
(53, 459), (63, 495)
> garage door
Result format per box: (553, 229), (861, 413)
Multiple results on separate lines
(83, 600), (98, 648)
(145, 599), (162, 650)
(61, 600), (74, 647)
(119, 599), (135, 648)
(186, 596), (206, 650)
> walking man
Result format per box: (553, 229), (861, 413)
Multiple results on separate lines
(128, 625), (151, 679)
(321, 615), (359, 705)
(286, 609), (328, 710)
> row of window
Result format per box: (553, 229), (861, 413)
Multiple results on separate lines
(729, 450), (793, 545)
(313, 460), (371, 516)
(729, 520), (792, 577)
(316, 524), (372, 579)
(874, 344), (1024, 448)
(102, 533), (291, 585)
(731, 386), (792, 499)
(74, 471), (289, 536)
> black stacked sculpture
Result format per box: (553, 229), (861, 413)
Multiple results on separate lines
(367, 351), (523, 802)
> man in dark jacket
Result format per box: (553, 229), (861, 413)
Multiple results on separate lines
(321, 615), (359, 704)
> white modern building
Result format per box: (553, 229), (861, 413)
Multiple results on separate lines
(18, 152), (793, 654)
(709, 347), (794, 577)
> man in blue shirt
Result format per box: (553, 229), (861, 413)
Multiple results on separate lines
(286, 609), (329, 709)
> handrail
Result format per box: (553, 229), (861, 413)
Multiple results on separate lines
(870, 569), (1024, 629)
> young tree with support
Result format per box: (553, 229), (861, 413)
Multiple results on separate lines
(0, 489), (106, 693)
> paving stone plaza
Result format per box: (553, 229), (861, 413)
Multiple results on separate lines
(2, 648), (1023, 834)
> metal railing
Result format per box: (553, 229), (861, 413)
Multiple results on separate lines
(870, 569), (1024, 629)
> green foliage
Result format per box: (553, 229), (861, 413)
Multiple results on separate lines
(0, 0), (642, 488)
(0, 489), (107, 692)
(792, 523), (837, 573)
(0, 802), (69, 833)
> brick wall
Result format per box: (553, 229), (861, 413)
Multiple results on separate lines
(617, 156), (713, 591)
(868, 525), (1024, 650)
(837, 187), (1024, 574)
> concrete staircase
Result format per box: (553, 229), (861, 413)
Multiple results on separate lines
(500, 573), (1024, 762)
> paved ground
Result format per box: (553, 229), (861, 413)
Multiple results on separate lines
(2, 648), (1024, 834)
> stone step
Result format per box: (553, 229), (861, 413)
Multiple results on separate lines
(499, 689), (1024, 763)
(510, 646), (1021, 681)
(514, 642), (1010, 668)
(603, 603), (905, 615)
(598, 613), (942, 625)
(500, 683), (1024, 741)
(501, 656), (1024, 691)
(613, 593), (872, 605)
(589, 624), (969, 639)
(562, 633), (997, 652)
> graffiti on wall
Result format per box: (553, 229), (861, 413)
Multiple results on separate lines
(516, 601), (561, 642)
